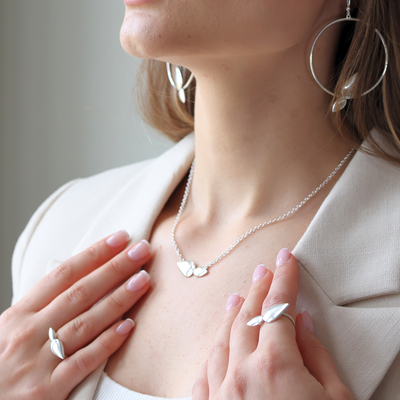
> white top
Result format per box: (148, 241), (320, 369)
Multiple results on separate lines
(93, 372), (192, 400)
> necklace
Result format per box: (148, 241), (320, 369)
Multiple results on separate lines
(172, 148), (355, 277)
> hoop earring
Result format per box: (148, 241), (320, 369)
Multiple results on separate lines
(309, 0), (389, 112)
(166, 62), (195, 104)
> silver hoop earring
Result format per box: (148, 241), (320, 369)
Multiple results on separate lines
(166, 62), (195, 104)
(309, 0), (389, 113)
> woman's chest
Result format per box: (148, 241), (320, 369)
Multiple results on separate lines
(103, 203), (316, 398)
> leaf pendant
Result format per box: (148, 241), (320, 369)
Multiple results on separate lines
(193, 267), (208, 277)
(51, 339), (66, 360)
(262, 303), (290, 323)
(177, 261), (196, 277)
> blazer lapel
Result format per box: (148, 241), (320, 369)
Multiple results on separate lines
(66, 132), (400, 400)
(291, 139), (400, 400)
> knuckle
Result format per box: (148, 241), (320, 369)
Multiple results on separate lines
(50, 262), (73, 282)
(254, 353), (285, 379)
(208, 341), (229, 362)
(71, 316), (91, 337)
(262, 293), (287, 311)
(66, 282), (91, 305)
(0, 306), (17, 325)
(226, 366), (247, 397)
(26, 383), (48, 400)
(84, 245), (102, 263)
(97, 336), (114, 354)
(192, 379), (208, 398)
(107, 293), (125, 311)
(332, 385), (353, 400)
(6, 329), (32, 353)
(231, 310), (253, 331)
(107, 259), (125, 277)
(74, 352), (94, 375)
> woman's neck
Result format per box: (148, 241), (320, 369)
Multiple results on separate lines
(185, 49), (354, 225)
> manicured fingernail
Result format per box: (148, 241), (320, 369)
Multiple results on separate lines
(302, 310), (314, 333)
(253, 264), (267, 282)
(127, 240), (150, 261)
(106, 230), (130, 248)
(226, 293), (240, 311)
(276, 248), (290, 267)
(127, 270), (150, 292)
(116, 318), (135, 335)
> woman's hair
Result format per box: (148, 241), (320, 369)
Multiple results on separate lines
(133, 0), (400, 166)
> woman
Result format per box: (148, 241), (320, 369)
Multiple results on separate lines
(1, 0), (400, 398)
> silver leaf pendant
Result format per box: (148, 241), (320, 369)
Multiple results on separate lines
(247, 315), (264, 326)
(193, 267), (208, 277)
(177, 261), (195, 277)
(262, 303), (290, 323)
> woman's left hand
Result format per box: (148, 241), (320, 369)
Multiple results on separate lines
(192, 249), (354, 400)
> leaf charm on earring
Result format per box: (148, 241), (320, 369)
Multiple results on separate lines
(332, 73), (358, 112)
(174, 67), (187, 103)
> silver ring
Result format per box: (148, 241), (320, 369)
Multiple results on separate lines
(247, 303), (295, 328)
(49, 327), (66, 360)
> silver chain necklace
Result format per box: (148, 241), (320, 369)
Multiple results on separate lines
(172, 148), (355, 277)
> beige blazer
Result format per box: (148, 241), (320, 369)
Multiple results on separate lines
(11, 131), (400, 400)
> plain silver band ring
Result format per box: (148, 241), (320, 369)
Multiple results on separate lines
(280, 313), (296, 327)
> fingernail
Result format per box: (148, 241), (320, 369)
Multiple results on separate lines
(276, 248), (290, 267)
(127, 240), (150, 261)
(226, 293), (240, 311)
(253, 264), (267, 282)
(116, 318), (135, 335)
(302, 310), (314, 333)
(106, 230), (130, 248)
(127, 270), (150, 292)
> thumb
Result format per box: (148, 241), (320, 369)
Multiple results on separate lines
(295, 311), (346, 395)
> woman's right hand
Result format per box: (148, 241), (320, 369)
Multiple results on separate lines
(0, 230), (152, 400)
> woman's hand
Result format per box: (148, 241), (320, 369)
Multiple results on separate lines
(0, 230), (151, 400)
(192, 249), (354, 400)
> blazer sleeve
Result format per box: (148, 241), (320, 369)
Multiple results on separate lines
(10, 178), (83, 307)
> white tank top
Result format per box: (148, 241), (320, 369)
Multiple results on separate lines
(93, 372), (193, 400)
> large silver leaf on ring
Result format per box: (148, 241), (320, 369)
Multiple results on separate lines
(262, 303), (290, 323)
(247, 315), (264, 326)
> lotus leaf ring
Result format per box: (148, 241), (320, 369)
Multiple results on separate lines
(247, 303), (296, 327)
(49, 327), (66, 360)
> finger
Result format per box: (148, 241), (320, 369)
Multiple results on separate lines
(52, 318), (135, 397)
(23, 230), (132, 312)
(258, 249), (300, 353)
(296, 311), (350, 397)
(207, 294), (244, 396)
(229, 266), (273, 363)
(38, 240), (151, 330)
(192, 360), (209, 400)
(55, 270), (150, 359)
